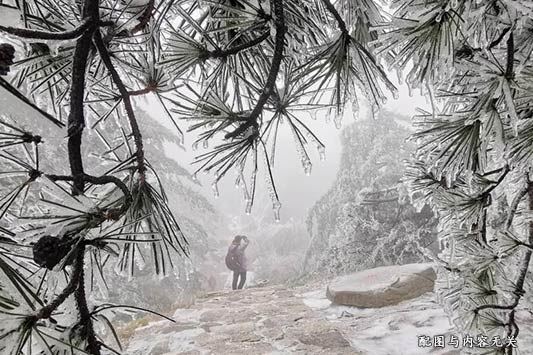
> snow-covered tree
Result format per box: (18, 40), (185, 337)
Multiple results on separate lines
(382, 1), (533, 353)
(304, 113), (437, 276)
(0, 0), (397, 353)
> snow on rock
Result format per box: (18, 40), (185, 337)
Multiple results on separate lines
(299, 286), (454, 355)
(326, 263), (436, 307)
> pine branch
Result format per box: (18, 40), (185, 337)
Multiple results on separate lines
(128, 87), (154, 96)
(474, 180), (533, 354)
(0, 77), (64, 127)
(202, 31), (269, 59)
(474, 301), (518, 314)
(93, 30), (146, 177)
(506, 31), (514, 78)
(321, 0), (347, 35)
(66, 0), (101, 195)
(131, 0), (155, 34)
(489, 27), (511, 49)
(506, 182), (528, 229)
(224, 0), (286, 139)
(516, 241), (533, 251)
(74, 244), (101, 355)
(47, 173), (132, 218)
(0, 19), (92, 40)
(478, 165), (510, 198)
(31, 244), (84, 321)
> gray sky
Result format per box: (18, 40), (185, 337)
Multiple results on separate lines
(144, 77), (430, 226)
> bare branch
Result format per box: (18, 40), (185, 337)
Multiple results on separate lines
(0, 19), (92, 40)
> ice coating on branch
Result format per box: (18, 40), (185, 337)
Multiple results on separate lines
(273, 200), (281, 222)
(211, 180), (219, 198)
(245, 199), (253, 215)
(303, 158), (312, 176)
(317, 145), (326, 161)
(334, 112), (343, 129)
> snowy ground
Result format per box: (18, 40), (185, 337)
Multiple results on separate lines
(298, 288), (454, 355)
(125, 281), (477, 355)
(125, 276), (533, 355)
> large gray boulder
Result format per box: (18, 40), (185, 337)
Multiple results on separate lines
(326, 263), (436, 308)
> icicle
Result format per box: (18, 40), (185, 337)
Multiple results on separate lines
(177, 131), (185, 146)
(317, 146), (326, 161)
(203, 140), (209, 149)
(192, 141), (199, 151)
(303, 159), (312, 176)
(407, 83), (414, 97)
(370, 104), (379, 119)
(135, 252), (146, 271)
(273, 201), (281, 222)
(211, 181), (219, 198)
(351, 97), (359, 116)
(392, 87), (399, 100)
(334, 112), (343, 129)
(245, 199), (252, 215)
(435, 11), (444, 23)
(396, 68), (404, 85)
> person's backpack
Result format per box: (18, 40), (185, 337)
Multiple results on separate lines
(225, 246), (239, 271)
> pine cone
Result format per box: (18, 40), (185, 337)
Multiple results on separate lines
(455, 45), (474, 60)
(32, 235), (74, 269)
(29, 42), (50, 55)
(0, 43), (15, 76)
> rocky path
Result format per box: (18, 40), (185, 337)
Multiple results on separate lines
(126, 284), (359, 354)
(127, 282), (533, 355)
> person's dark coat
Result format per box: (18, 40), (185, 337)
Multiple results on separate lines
(225, 239), (249, 272)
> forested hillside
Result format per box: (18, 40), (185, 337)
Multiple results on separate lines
(304, 112), (437, 276)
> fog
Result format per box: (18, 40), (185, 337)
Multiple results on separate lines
(142, 78), (430, 228)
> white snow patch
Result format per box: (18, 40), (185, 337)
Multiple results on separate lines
(298, 289), (332, 310)
(127, 325), (204, 355)
(172, 307), (204, 321)
(298, 287), (454, 355)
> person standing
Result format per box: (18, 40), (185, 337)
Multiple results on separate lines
(225, 235), (249, 290)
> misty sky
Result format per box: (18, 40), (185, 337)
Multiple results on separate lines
(144, 78), (430, 224)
